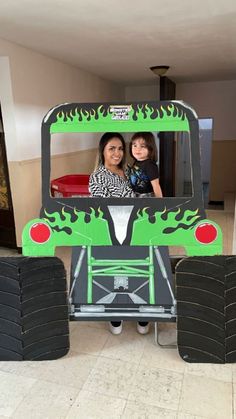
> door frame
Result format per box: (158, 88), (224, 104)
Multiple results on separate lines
(0, 105), (17, 248)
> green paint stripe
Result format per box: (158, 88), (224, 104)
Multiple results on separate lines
(91, 259), (150, 265)
(149, 246), (155, 304)
(91, 273), (150, 277)
(50, 120), (189, 134)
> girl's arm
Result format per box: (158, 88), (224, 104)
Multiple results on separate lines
(151, 178), (163, 198)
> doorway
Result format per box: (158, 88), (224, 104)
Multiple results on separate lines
(199, 118), (213, 208)
(0, 105), (17, 248)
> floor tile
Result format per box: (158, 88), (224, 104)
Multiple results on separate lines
(233, 381), (236, 414)
(0, 370), (36, 417)
(39, 351), (97, 389)
(100, 327), (146, 364)
(83, 356), (138, 400)
(74, 320), (108, 330)
(179, 373), (232, 418)
(128, 365), (183, 411)
(0, 360), (47, 381)
(122, 400), (177, 418)
(70, 323), (109, 355)
(156, 322), (177, 346)
(231, 364), (236, 382)
(177, 414), (208, 419)
(69, 321), (78, 332)
(12, 380), (79, 419)
(0, 247), (18, 257)
(184, 362), (232, 383)
(140, 330), (185, 374)
(66, 390), (126, 418)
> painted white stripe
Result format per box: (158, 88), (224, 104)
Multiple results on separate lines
(108, 205), (133, 244)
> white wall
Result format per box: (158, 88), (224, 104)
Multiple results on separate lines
(0, 57), (19, 162)
(125, 79), (236, 141)
(0, 37), (125, 161)
(125, 84), (159, 102)
(176, 80), (236, 141)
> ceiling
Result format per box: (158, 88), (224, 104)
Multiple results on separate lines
(0, 0), (235, 85)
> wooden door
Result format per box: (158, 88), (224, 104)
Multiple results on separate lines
(0, 107), (17, 248)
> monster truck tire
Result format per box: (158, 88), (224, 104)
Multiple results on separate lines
(225, 256), (236, 362)
(0, 257), (69, 361)
(176, 256), (236, 363)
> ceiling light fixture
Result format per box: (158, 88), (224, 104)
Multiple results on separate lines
(150, 65), (170, 77)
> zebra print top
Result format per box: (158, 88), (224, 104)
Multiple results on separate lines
(89, 165), (135, 198)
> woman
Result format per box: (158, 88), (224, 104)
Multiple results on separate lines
(89, 132), (134, 198)
(89, 132), (149, 335)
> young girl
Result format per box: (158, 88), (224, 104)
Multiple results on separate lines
(128, 132), (163, 335)
(128, 132), (163, 198)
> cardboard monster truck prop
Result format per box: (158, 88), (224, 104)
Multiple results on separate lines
(1, 100), (234, 362)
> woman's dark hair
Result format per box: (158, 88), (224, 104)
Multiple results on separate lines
(129, 132), (157, 162)
(98, 132), (126, 168)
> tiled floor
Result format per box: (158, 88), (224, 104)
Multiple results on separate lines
(0, 202), (235, 418)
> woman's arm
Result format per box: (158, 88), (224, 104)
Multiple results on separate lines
(150, 178), (163, 198)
